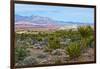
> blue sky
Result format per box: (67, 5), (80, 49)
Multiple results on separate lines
(15, 4), (94, 24)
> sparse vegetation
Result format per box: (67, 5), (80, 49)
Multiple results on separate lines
(15, 26), (95, 66)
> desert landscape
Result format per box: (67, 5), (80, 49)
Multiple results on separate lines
(15, 15), (95, 67)
(15, 4), (95, 67)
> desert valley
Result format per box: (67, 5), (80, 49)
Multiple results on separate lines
(15, 15), (95, 67)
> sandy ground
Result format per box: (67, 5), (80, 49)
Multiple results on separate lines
(27, 47), (95, 65)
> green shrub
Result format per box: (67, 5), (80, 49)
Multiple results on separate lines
(65, 42), (81, 59)
(48, 38), (61, 50)
(15, 47), (29, 63)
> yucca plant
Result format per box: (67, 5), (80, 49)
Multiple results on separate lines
(87, 35), (94, 48)
(67, 29), (73, 39)
(65, 42), (81, 59)
(78, 26), (93, 49)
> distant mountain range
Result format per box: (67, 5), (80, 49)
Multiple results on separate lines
(15, 15), (94, 31)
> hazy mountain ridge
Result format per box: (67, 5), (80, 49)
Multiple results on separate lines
(15, 15), (93, 31)
(15, 15), (93, 25)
